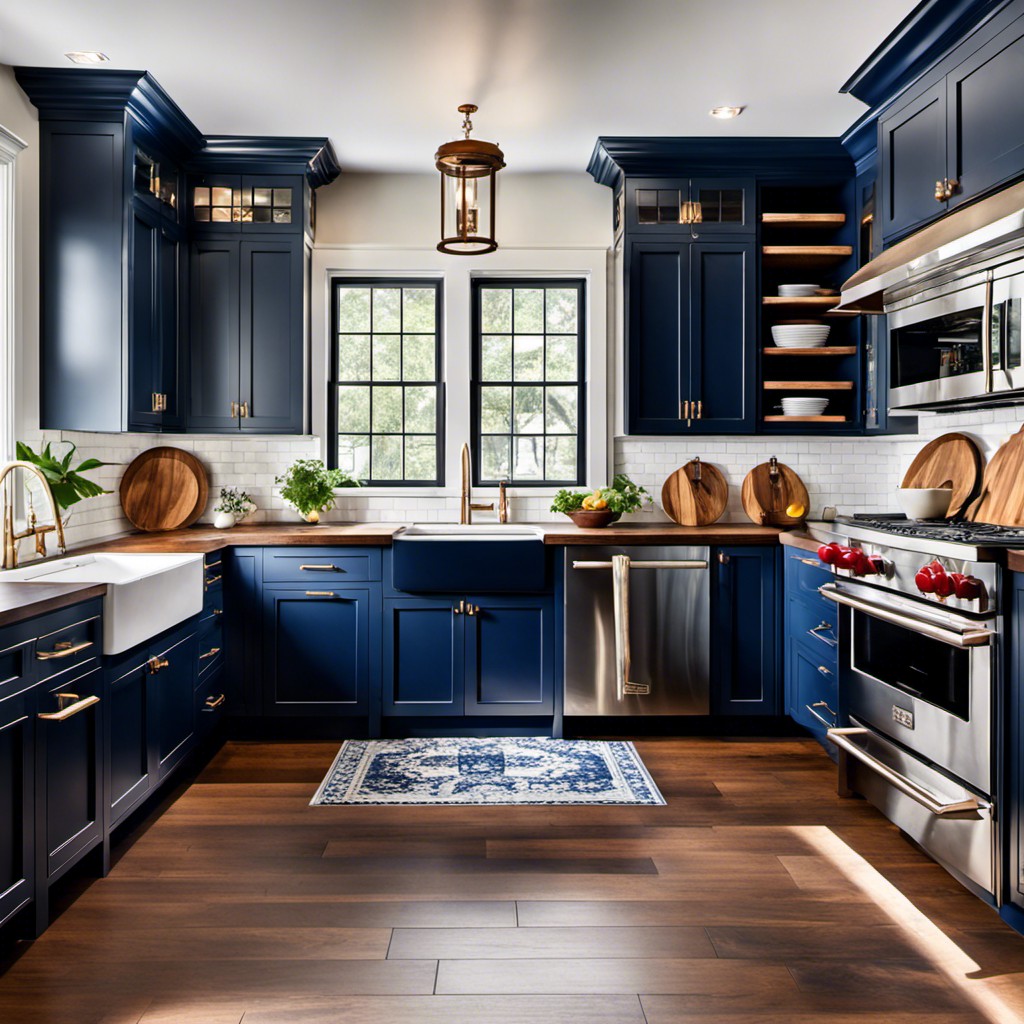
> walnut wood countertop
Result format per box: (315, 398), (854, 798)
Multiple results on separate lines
(778, 530), (823, 554)
(0, 581), (107, 629)
(539, 522), (784, 545)
(1007, 550), (1024, 573)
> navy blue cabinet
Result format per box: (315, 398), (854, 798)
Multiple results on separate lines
(783, 547), (839, 744)
(382, 594), (555, 718)
(225, 548), (262, 715)
(187, 237), (305, 433)
(1008, 572), (1024, 915)
(627, 237), (756, 434)
(464, 596), (555, 716)
(153, 631), (199, 780)
(105, 655), (154, 827)
(712, 546), (780, 715)
(35, 665), (104, 884)
(382, 598), (461, 716)
(262, 586), (376, 715)
(0, 685), (34, 932)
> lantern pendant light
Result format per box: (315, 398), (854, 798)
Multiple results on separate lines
(435, 104), (505, 255)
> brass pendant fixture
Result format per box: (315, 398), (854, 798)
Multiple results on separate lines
(435, 104), (505, 255)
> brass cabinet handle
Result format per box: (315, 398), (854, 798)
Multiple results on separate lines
(240, 401), (249, 418)
(205, 574), (223, 587)
(696, 399), (703, 420)
(466, 604), (480, 616)
(147, 656), (170, 674)
(212, 608), (223, 617)
(37, 639), (93, 661)
(453, 604), (461, 615)
(38, 694), (100, 721)
(203, 694), (226, 711)
(299, 564), (339, 572)
(205, 559), (223, 570)
(151, 392), (167, 413)
(305, 591), (335, 597)
(680, 399), (690, 420)
(230, 401), (239, 418)
(935, 179), (946, 202)
(817, 665), (833, 677)
(793, 556), (822, 567)
(934, 177), (960, 202)
(199, 647), (221, 661)
(809, 621), (834, 634)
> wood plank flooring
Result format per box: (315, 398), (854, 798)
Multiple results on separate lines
(3, 736), (1024, 1023)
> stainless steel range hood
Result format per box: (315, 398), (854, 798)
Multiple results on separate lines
(838, 181), (1024, 312)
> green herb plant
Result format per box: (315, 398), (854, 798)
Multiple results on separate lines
(15, 440), (111, 511)
(550, 474), (652, 516)
(213, 486), (256, 519)
(275, 459), (359, 519)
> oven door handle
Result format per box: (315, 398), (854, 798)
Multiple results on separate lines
(827, 727), (989, 816)
(819, 584), (994, 649)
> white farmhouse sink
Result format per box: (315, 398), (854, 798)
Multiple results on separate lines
(398, 524), (545, 539)
(4, 552), (204, 654)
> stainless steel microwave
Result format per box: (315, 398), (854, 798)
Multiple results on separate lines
(888, 256), (1024, 410)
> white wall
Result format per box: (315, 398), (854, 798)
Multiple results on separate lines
(2, 63), (1022, 550)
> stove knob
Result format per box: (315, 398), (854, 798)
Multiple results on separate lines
(817, 543), (843, 565)
(839, 547), (864, 570)
(860, 554), (886, 576)
(915, 568), (936, 593)
(933, 573), (955, 598)
(953, 574), (984, 601)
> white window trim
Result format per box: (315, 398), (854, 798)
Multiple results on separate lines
(311, 246), (610, 498)
(0, 124), (26, 462)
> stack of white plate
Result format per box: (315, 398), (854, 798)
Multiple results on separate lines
(771, 324), (830, 348)
(781, 397), (830, 416)
(778, 284), (819, 297)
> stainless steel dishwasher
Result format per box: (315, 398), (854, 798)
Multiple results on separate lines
(563, 545), (711, 716)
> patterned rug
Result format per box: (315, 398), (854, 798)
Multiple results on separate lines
(310, 737), (666, 806)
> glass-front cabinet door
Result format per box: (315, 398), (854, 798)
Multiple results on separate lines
(189, 173), (302, 234)
(625, 178), (755, 234)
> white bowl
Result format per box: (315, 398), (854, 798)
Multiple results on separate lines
(779, 284), (819, 297)
(782, 397), (829, 415)
(896, 487), (952, 520)
(772, 325), (830, 346)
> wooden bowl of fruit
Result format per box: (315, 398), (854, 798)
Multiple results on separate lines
(566, 508), (617, 528)
(551, 478), (650, 529)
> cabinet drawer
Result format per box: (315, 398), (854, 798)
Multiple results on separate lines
(262, 547), (382, 583)
(35, 613), (102, 684)
(196, 669), (227, 738)
(784, 550), (832, 601)
(203, 557), (224, 609)
(0, 632), (34, 700)
(790, 640), (839, 734)
(196, 613), (224, 679)
(787, 594), (839, 658)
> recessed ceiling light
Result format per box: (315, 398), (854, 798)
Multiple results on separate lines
(64, 51), (109, 65)
(709, 105), (744, 120)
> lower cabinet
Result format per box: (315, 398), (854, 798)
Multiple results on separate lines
(35, 665), (104, 883)
(0, 686), (34, 930)
(153, 631), (199, 781)
(382, 595), (555, 717)
(262, 586), (376, 715)
(711, 546), (781, 714)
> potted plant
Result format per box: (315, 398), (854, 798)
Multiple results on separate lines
(211, 486), (256, 529)
(275, 459), (359, 523)
(15, 440), (111, 519)
(550, 474), (651, 528)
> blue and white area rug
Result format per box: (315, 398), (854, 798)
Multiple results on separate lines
(310, 738), (665, 806)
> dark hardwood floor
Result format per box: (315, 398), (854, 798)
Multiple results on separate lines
(3, 736), (1024, 1023)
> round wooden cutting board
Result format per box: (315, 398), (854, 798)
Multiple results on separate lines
(119, 447), (209, 532)
(901, 432), (982, 518)
(967, 424), (1024, 526)
(661, 458), (728, 526)
(741, 458), (810, 526)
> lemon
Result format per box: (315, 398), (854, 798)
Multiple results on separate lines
(786, 502), (806, 519)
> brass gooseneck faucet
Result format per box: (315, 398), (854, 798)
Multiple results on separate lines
(1, 461), (67, 569)
(459, 443), (510, 525)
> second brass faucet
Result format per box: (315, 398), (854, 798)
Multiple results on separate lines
(459, 443), (509, 524)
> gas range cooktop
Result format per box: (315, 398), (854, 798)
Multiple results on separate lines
(836, 514), (1024, 547)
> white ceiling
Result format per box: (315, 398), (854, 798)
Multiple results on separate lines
(0, 0), (920, 174)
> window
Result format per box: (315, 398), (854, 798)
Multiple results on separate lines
(472, 280), (584, 486)
(329, 279), (443, 485)
(0, 124), (26, 463)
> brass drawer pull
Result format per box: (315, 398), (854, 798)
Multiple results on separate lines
(212, 608), (223, 617)
(792, 556), (821, 568)
(299, 564), (339, 572)
(37, 639), (93, 661)
(817, 664), (833, 677)
(38, 693), (100, 721)
(147, 656), (170, 674)
(305, 591), (335, 597)
(466, 604), (480, 616)
(199, 647), (221, 661)
(203, 694), (226, 710)
(205, 574), (223, 586)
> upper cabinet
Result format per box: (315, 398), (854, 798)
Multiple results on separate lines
(856, 2), (1024, 243)
(15, 68), (339, 435)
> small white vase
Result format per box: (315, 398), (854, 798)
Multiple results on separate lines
(213, 511), (236, 530)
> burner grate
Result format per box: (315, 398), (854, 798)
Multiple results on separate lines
(841, 515), (1024, 546)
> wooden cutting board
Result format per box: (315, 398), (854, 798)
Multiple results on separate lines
(741, 458), (810, 526)
(967, 424), (1024, 525)
(661, 459), (728, 526)
(901, 432), (982, 518)
(119, 447), (209, 532)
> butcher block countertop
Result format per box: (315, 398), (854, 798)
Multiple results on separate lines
(0, 581), (107, 628)
(79, 521), (785, 553)
(1007, 550), (1024, 573)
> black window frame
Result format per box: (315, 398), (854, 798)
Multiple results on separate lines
(328, 277), (445, 487)
(471, 278), (586, 488)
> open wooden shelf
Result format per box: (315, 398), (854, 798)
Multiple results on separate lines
(762, 295), (846, 311)
(762, 245), (854, 268)
(761, 212), (847, 227)
(763, 346), (857, 356)
(764, 380), (854, 391)
(763, 415), (847, 423)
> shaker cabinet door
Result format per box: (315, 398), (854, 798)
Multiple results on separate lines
(382, 598), (461, 716)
